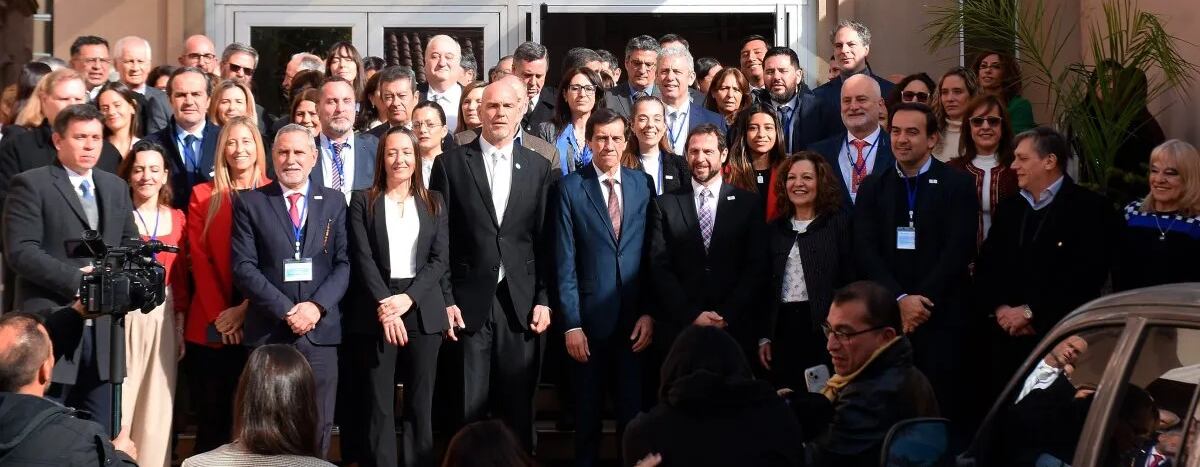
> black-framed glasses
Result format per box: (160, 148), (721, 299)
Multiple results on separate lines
(969, 116), (1004, 128)
(901, 91), (929, 102)
(567, 84), (598, 95)
(821, 322), (887, 342)
(227, 63), (256, 75)
(185, 52), (217, 62)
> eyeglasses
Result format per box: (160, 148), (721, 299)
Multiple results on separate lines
(821, 322), (887, 342)
(412, 121), (443, 131)
(227, 63), (256, 75)
(77, 57), (111, 66)
(567, 84), (598, 95)
(969, 116), (1004, 128)
(185, 52), (217, 62)
(901, 91), (929, 102)
(978, 63), (1004, 71)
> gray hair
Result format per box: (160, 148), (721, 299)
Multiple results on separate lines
(460, 51), (477, 73)
(34, 56), (68, 71)
(293, 52), (324, 72)
(658, 46), (694, 74)
(513, 41), (548, 63)
(832, 19), (872, 47)
(274, 123), (318, 153)
(377, 65), (418, 94)
(222, 42), (260, 67)
(113, 36), (152, 60)
(624, 35), (661, 60)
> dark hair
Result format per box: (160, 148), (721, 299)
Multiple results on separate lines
(459, 51), (478, 75)
(320, 75), (356, 100)
(458, 80), (487, 131)
(167, 66), (212, 97)
(11, 62), (52, 123)
(552, 67), (605, 131)
(562, 47), (603, 75)
(595, 49), (619, 70)
(118, 139), (174, 206)
(94, 80), (141, 137)
(233, 344), (320, 457)
(889, 102), (940, 137)
(367, 126), (441, 218)
(728, 102), (785, 193)
(885, 72), (936, 113)
(685, 123), (727, 154)
(325, 41), (365, 101)
(363, 56), (386, 73)
(774, 151), (844, 219)
(739, 34), (769, 51)
(659, 325), (754, 404)
(763, 46), (800, 69)
(288, 69), (325, 102)
(704, 67), (751, 123)
(584, 108), (627, 142)
(624, 35), (661, 59)
(413, 100), (447, 126)
(694, 57), (721, 83)
(960, 94), (1015, 166)
(70, 35), (109, 57)
(440, 420), (535, 467)
(290, 88), (321, 122)
(659, 33), (689, 48)
(970, 50), (1024, 102)
(832, 281), (902, 331)
(53, 103), (103, 135)
(512, 41), (548, 63)
(146, 65), (178, 89)
(0, 312), (49, 393)
(376, 65), (418, 94)
(1013, 126), (1071, 172)
(359, 71), (383, 130)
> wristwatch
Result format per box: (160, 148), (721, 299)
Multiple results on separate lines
(1022, 305), (1033, 320)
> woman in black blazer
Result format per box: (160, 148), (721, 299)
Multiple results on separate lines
(347, 126), (449, 467)
(620, 95), (689, 196)
(757, 151), (855, 391)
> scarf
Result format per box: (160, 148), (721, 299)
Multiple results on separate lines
(821, 336), (901, 401)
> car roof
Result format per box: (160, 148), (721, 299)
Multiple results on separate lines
(1060, 283), (1200, 325)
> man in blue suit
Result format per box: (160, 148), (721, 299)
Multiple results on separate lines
(310, 77), (377, 202)
(555, 108), (654, 467)
(655, 46), (726, 155)
(807, 74), (895, 206)
(812, 20), (895, 140)
(144, 66), (221, 210)
(231, 124), (350, 457)
(752, 47), (823, 153)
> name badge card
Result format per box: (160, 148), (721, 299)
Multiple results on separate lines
(284, 258), (314, 282)
(896, 227), (917, 250)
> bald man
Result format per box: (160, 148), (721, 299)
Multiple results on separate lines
(178, 35), (218, 75)
(113, 36), (172, 133)
(418, 35), (465, 133)
(429, 81), (554, 451)
(453, 75), (560, 173)
(807, 73), (895, 206)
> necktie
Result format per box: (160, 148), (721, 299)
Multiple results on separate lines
(1149, 453), (1164, 467)
(667, 111), (681, 151)
(779, 105), (794, 149)
(697, 187), (714, 251)
(78, 179), (99, 229)
(605, 179), (622, 240)
(287, 192), (303, 228)
(183, 134), (199, 181)
(488, 151), (509, 222)
(330, 141), (347, 191)
(850, 139), (868, 193)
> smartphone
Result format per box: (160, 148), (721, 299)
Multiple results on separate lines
(805, 364), (831, 393)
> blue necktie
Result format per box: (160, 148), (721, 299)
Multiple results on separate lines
(330, 141), (347, 191)
(183, 134), (199, 182)
(779, 105), (794, 149)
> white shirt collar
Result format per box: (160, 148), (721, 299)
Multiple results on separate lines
(320, 132), (354, 149)
(428, 83), (463, 101)
(282, 181), (310, 198)
(479, 134), (514, 160)
(641, 146), (661, 163)
(847, 126), (882, 144)
(175, 120), (206, 140)
(665, 102), (690, 116)
(64, 165), (95, 189)
(691, 174), (722, 195)
(896, 156), (933, 178)
(594, 164), (622, 184)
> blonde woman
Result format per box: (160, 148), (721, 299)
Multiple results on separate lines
(208, 79), (258, 127)
(1115, 139), (1200, 291)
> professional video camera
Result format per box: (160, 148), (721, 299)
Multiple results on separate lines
(69, 229), (178, 316)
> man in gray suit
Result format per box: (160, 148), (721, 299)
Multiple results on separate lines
(456, 75), (560, 173)
(606, 35), (661, 120)
(311, 77), (377, 199)
(113, 36), (171, 134)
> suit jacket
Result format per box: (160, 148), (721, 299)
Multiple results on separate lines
(808, 130), (896, 207)
(605, 83), (659, 120)
(852, 158), (977, 327)
(554, 166), (654, 339)
(763, 212), (855, 339)
(522, 85), (557, 136)
(429, 139), (553, 329)
(0, 123), (124, 215)
(230, 181), (351, 346)
(143, 118), (222, 210)
(3, 163), (138, 384)
(647, 181), (768, 341)
(812, 71), (896, 140)
(139, 85), (173, 135)
(632, 150), (689, 196)
(309, 133), (379, 191)
(454, 128), (561, 174)
(347, 190), (449, 335)
(751, 89), (824, 153)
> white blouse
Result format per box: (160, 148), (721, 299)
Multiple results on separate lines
(384, 195), (420, 279)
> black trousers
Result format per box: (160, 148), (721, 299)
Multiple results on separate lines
(293, 337), (338, 458)
(46, 324), (113, 436)
(460, 280), (539, 451)
(571, 331), (643, 467)
(183, 342), (248, 454)
(767, 301), (831, 391)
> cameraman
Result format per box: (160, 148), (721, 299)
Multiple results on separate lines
(0, 312), (137, 465)
(2, 104), (139, 435)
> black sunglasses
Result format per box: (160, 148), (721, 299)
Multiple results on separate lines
(227, 63), (256, 75)
(969, 116), (1004, 128)
(901, 91), (929, 102)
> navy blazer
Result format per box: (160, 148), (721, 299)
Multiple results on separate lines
(686, 103), (727, 134)
(812, 71), (896, 139)
(554, 166), (655, 339)
(749, 89), (824, 153)
(310, 133), (379, 191)
(231, 181), (351, 346)
(144, 118), (221, 210)
(808, 130), (896, 206)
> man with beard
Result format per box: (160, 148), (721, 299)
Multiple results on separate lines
(813, 20), (895, 139)
(311, 77), (378, 202)
(752, 47), (822, 153)
(807, 74), (895, 206)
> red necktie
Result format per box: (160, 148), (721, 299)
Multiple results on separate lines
(605, 179), (622, 240)
(287, 192), (303, 227)
(850, 139), (868, 192)
(1149, 453), (1164, 467)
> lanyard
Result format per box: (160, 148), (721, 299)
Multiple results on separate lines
(134, 207), (161, 241)
(844, 131), (882, 179)
(290, 195), (308, 259)
(666, 110), (687, 152)
(901, 173), (918, 227)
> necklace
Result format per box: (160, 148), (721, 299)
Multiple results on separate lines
(1153, 212), (1178, 241)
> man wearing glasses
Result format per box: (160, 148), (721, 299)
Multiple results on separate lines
(69, 36), (112, 100)
(218, 42), (271, 141)
(178, 35), (219, 76)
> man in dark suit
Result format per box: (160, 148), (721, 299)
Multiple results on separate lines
(310, 77), (377, 199)
(753, 47), (823, 153)
(3, 104), (138, 436)
(807, 74), (895, 206)
(648, 123), (768, 351)
(456, 74), (561, 174)
(371, 65), (455, 153)
(230, 124), (350, 457)
(812, 20), (896, 139)
(513, 41), (556, 136)
(113, 36), (171, 134)
(555, 109), (655, 467)
(429, 80), (554, 450)
(974, 127), (1119, 395)
(605, 35), (660, 119)
(143, 66), (221, 210)
(417, 35), (466, 135)
(656, 47), (727, 156)
(852, 102), (977, 433)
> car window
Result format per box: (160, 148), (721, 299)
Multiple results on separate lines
(967, 326), (1124, 466)
(1101, 326), (1200, 466)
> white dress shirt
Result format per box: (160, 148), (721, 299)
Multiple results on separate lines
(691, 175), (721, 226)
(65, 165), (96, 198)
(1015, 360), (1061, 404)
(480, 136), (514, 282)
(640, 148), (662, 195)
(595, 164), (623, 213)
(427, 83), (463, 134)
(385, 195), (420, 279)
(421, 156), (435, 189)
(318, 133), (357, 204)
(665, 103), (691, 155)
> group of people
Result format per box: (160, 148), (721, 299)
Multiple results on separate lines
(0, 16), (1197, 467)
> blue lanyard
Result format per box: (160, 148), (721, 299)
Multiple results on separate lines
(901, 173), (918, 227)
(666, 111), (687, 152)
(290, 195), (308, 259)
(134, 207), (161, 241)
(844, 131), (883, 179)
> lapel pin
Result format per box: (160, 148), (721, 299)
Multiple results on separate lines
(929, 179), (938, 184)
(515, 162), (522, 170)
(727, 195), (736, 200)
(313, 195), (323, 200)
(208, 170), (215, 177)
(665, 175), (674, 180)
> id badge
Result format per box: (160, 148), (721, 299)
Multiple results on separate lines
(284, 258), (314, 282)
(896, 227), (917, 250)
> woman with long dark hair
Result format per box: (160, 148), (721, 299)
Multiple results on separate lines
(96, 80), (142, 153)
(326, 41), (366, 104)
(972, 50), (1035, 133)
(727, 102), (788, 219)
(535, 67), (606, 175)
(947, 94), (1019, 245)
(704, 67), (750, 128)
